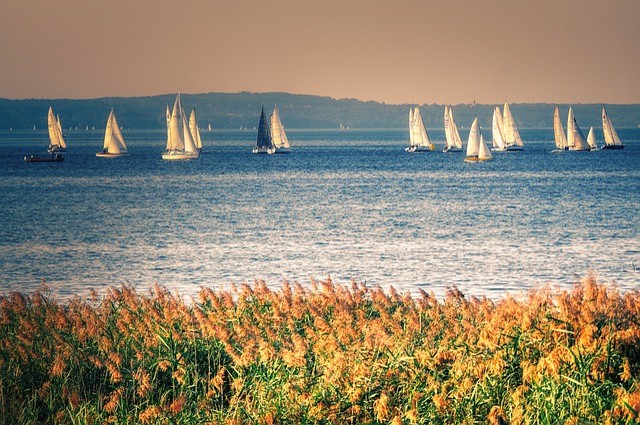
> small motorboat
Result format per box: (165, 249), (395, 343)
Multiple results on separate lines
(24, 153), (65, 163)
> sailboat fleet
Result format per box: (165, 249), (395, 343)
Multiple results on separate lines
(23, 100), (627, 164)
(552, 105), (623, 152)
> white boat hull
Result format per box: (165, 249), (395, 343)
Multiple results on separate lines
(443, 147), (462, 153)
(96, 152), (130, 158)
(405, 145), (434, 153)
(162, 151), (199, 160)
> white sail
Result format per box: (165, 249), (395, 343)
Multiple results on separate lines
(492, 107), (506, 150)
(444, 106), (452, 148)
(182, 113), (198, 154)
(553, 106), (567, 150)
(466, 117), (481, 157)
(408, 108), (415, 146)
(449, 106), (463, 149)
(270, 106), (290, 149)
(165, 105), (171, 149)
(586, 126), (598, 150)
(567, 107), (589, 151)
(478, 134), (493, 161)
(411, 107), (432, 149)
(167, 94), (185, 152)
(47, 107), (66, 150)
(101, 109), (128, 154)
(602, 105), (623, 147)
(502, 102), (524, 147)
(189, 108), (203, 150)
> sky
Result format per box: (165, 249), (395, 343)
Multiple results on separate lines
(1, 0), (639, 104)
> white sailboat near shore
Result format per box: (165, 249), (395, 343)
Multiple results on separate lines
(270, 106), (291, 154)
(502, 102), (524, 151)
(491, 106), (507, 151)
(443, 106), (463, 152)
(586, 126), (598, 151)
(552, 105), (568, 153)
(601, 105), (624, 150)
(189, 108), (203, 152)
(464, 118), (493, 162)
(162, 93), (199, 160)
(406, 107), (435, 152)
(47, 107), (67, 153)
(253, 106), (275, 154)
(567, 107), (590, 152)
(96, 109), (129, 157)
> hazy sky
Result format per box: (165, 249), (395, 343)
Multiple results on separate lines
(1, 0), (639, 104)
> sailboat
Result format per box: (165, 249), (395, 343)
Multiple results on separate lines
(464, 118), (493, 162)
(491, 106), (507, 151)
(162, 93), (199, 160)
(47, 107), (67, 153)
(601, 105), (624, 150)
(189, 108), (203, 152)
(270, 106), (291, 154)
(252, 106), (275, 154)
(552, 105), (568, 153)
(97, 109), (129, 157)
(566, 107), (590, 152)
(502, 102), (524, 151)
(586, 126), (598, 151)
(443, 106), (463, 152)
(406, 107), (435, 152)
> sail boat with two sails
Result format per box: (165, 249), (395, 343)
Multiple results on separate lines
(491, 102), (524, 151)
(601, 105), (624, 150)
(270, 106), (291, 154)
(552, 105), (568, 153)
(443, 106), (463, 152)
(47, 106), (67, 153)
(566, 107), (591, 152)
(464, 118), (493, 162)
(189, 109), (203, 152)
(406, 107), (435, 152)
(96, 109), (129, 157)
(162, 93), (199, 160)
(253, 106), (275, 154)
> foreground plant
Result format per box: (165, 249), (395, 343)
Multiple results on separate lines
(0, 274), (638, 424)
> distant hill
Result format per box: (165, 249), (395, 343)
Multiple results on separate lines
(1, 92), (639, 131)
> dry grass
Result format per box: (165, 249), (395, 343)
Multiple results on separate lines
(0, 273), (638, 424)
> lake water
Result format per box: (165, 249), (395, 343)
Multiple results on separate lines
(1, 128), (638, 300)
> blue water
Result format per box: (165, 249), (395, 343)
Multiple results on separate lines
(1, 128), (639, 300)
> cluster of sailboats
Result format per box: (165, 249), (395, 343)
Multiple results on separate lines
(407, 102), (624, 162)
(24, 98), (625, 163)
(553, 105), (624, 152)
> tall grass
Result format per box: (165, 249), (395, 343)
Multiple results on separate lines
(0, 274), (638, 424)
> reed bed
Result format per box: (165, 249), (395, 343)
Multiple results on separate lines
(0, 274), (639, 424)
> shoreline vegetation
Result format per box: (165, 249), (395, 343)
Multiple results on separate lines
(1, 274), (639, 424)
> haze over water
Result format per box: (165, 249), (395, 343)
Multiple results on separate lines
(1, 128), (638, 300)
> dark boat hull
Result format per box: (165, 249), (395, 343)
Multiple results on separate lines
(601, 145), (624, 150)
(24, 154), (65, 163)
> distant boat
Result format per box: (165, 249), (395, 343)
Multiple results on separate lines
(502, 102), (524, 151)
(253, 106), (275, 154)
(586, 126), (598, 151)
(464, 117), (493, 162)
(270, 106), (291, 154)
(162, 93), (199, 160)
(443, 106), (463, 152)
(567, 107), (590, 152)
(601, 105), (624, 150)
(552, 105), (568, 153)
(189, 108), (203, 152)
(208, 123), (212, 132)
(406, 107), (435, 152)
(491, 106), (507, 151)
(47, 107), (67, 153)
(96, 109), (129, 157)
(24, 153), (65, 163)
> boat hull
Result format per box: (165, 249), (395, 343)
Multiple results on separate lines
(443, 147), (462, 153)
(272, 149), (290, 154)
(96, 152), (130, 158)
(405, 145), (435, 153)
(601, 145), (624, 150)
(24, 154), (64, 163)
(506, 146), (524, 151)
(253, 147), (275, 154)
(162, 151), (199, 160)
(464, 156), (493, 163)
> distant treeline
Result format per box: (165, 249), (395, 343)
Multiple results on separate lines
(1, 92), (639, 130)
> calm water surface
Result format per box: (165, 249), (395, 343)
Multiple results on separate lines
(1, 128), (638, 300)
